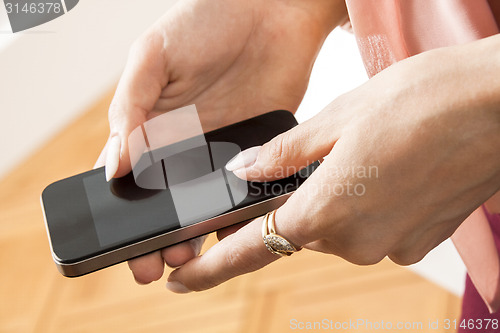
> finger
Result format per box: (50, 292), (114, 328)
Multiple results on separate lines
(216, 220), (252, 241)
(161, 236), (208, 268)
(128, 251), (165, 284)
(106, 32), (169, 180)
(388, 216), (461, 266)
(225, 108), (342, 181)
(166, 216), (278, 293)
(165, 190), (322, 292)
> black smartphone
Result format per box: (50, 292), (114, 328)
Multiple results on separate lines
(41, 110), (318, 277)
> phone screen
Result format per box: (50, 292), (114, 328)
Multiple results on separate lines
(42, 111), (317, 264)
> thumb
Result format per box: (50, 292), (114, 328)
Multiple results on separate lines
(225, 110), (339, 181)
(104, 34), (168, 180)
(166, 199), (318, 292)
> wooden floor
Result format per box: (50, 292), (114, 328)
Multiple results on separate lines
(0, 90), (461, 332)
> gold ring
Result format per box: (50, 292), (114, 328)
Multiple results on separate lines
(262, 210), (301, 256)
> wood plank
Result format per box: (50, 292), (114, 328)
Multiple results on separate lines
(0, 87), (461, 332)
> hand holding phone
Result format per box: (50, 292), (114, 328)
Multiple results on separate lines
(41, 110), (317, 277)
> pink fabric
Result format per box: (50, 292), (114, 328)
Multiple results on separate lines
(461, 274), (500, 333)
(345, 0), (500, 313)
(459, 210), (500, 332)
(453, 208), (500, 313)
(346, 0), (499, 76)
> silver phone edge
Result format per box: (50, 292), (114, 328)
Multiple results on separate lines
(41, 191), (293, 277)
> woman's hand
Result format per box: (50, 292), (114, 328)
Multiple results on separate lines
(94, 0), (348, 284)
(165, 35), (500, 292)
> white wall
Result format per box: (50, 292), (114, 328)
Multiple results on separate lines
(0, 1), (465, 296)
(0, 0), (179, 179)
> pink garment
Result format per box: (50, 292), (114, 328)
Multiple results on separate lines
(345, 0), (500, 314)
(459, 210), (500, 333)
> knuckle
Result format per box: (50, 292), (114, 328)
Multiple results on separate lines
(225, 244), (248, 274)
(266, 132), (293, 166)
(128, 38), (143, 58)
(388, 250), (426, 266)
(334, 232), (388, 266)
(225, 241), (261, 275)
(341, 246), (386, 266)
(129, 31), (164, 61)
(127, 39), (152, 69)
(129, 34), (150, 57)
(353, 252), (386, 266)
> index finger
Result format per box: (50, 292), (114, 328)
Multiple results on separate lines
(166, 215), (278, 292)
(165, 196), (317, 293)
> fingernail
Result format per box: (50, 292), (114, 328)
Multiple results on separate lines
(166, 281), (192, 294)
(190, 235), (207, 256)
(105, 136), (121, 182)
(225, 146), (261, 172)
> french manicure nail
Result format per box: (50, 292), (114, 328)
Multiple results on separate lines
(105, 136), (121, 182)
(225, 146), (261, 172)
(166, 281), (192, 294)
